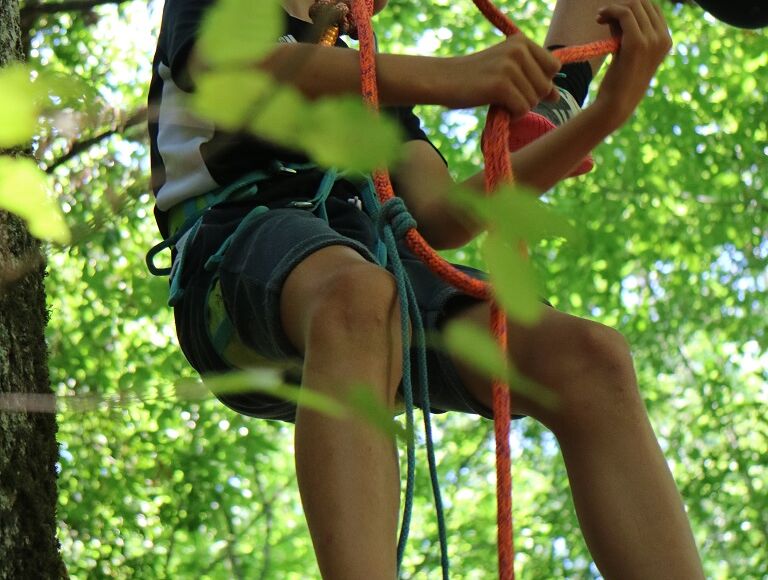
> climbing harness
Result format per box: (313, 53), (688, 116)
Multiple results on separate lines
(147, 1), (622, 577)
(147, 161), (357, 365)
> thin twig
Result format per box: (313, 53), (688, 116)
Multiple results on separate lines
(255, 473), (275, 580)
(45, 106), (147, 174)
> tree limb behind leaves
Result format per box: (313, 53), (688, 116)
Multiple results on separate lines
(45, 105), (147, 174)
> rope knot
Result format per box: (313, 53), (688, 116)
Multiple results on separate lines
(378, 197), (417, 240)
(309, 0), (357, 38)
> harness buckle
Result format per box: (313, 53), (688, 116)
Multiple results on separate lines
(272, 160), (298, 174)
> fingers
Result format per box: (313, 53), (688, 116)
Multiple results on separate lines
(543, 87), (561, 103)
(597, 0), (669, 37)
(596, 0), (671, 56)
(591, 0), (671, 125)
(597, 2), (643, 41)
(500, 37), (561, 116)
(528, 42), (562, 102)
(520, 51), (557, 103)
(528, 40), (561, 79)
(648, 1), (673, 50)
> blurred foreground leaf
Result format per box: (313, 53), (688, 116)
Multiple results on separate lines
(443, 320), (558, 409)
(450, 183), (581, 246)
(196, 371), (407, 438)
(346, 386), (411, 440)
(197, 369), (346, 418)
(248, 84), (308, 143)
(198, 0), (283, 66)
(484, 232), (542, 324)
(0, 65), (94, 148)
(450, 183), (581, 324)
(0, 66), (44, 147)
(192, 74), (403, 172)
(190, 70), (273, 130)
(444, 320), (508, 380)
(0, 158), (70, 244)
(300, 96), (403, 171)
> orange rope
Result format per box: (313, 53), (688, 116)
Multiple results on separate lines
(320, 1), (620, 576)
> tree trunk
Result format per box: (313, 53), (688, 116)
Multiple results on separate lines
(0, 1), (65, 577)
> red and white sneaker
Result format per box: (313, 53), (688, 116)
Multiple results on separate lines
(508, 87), (595, 177)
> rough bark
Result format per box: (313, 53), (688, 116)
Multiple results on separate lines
(0, 1), (65, 578)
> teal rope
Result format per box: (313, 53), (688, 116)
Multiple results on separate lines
(374, 199), (418, 571)
(374, 195), (450, 578)
(406, 275), (449, 578)
(361, 185), (415, 568)
(313, 168), (337, 220)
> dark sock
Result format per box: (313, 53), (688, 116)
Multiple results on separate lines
(547, 45), (593, 107)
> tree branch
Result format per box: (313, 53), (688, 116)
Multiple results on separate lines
(254, 473), (276, 580)
(44, 106), (147, 174)
(21, 0), (132, 20)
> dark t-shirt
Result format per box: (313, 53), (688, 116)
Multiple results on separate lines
(148, 0), (441, 235)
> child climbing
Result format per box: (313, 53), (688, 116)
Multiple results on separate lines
(148, 0), (710, 577)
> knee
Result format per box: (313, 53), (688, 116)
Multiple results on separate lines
(521, 321), (638, 419)
(570, 323), (636, 389)
(305, 264), (402, 348)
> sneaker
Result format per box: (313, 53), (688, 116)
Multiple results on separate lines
(507, 86), (594, 177)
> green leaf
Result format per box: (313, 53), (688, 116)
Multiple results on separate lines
(443, 319), (509, 381)
(197, 369), (347, 418)
(0, 66), (44, 147)
(300, 97), (403, 171)
(191, 70), (274, 130)
(442, 320), (558, 408)
(451, 183), (581, 246)
(0, 66), (94, 148)
(186, 372), (407, 439)
(0, 157), (70, 244)
(249, 85), (309, 143)
(198, 0), (283, 66)
(483, 232), (542, 325)
(193, 77), (401, 172)
(345, 386), (410, 440)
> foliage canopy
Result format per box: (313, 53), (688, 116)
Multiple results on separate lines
(6, 0), (766, 576)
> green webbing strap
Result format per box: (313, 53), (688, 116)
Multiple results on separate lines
(168, 219), (203, 306)
(166, 168), (269, 236)
(196, 167), (341, 370)
(360, 177), (388, 266)
(206, 280), (273, 369)
(310, 167), (337, 220)
(147, 163), (317, 306)
(203, 205), (271, 273)
(198, 203), (270, 357)
(146, 170), (270, 278)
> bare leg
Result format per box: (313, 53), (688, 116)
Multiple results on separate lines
(452, 305), (704, 580)
(546, 0), (614, 73)
(281, 246), (401, 579)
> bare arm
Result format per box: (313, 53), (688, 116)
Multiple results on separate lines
(192, 35), (561, 118)
(396, 0), (672, 249)
(395, 103), (621, 250)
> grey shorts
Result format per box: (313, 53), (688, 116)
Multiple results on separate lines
(173, 171), (493, 422)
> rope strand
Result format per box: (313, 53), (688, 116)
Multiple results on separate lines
(312, 1), (621, 577)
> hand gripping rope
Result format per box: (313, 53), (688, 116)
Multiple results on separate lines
(311, 1), (620, 577)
